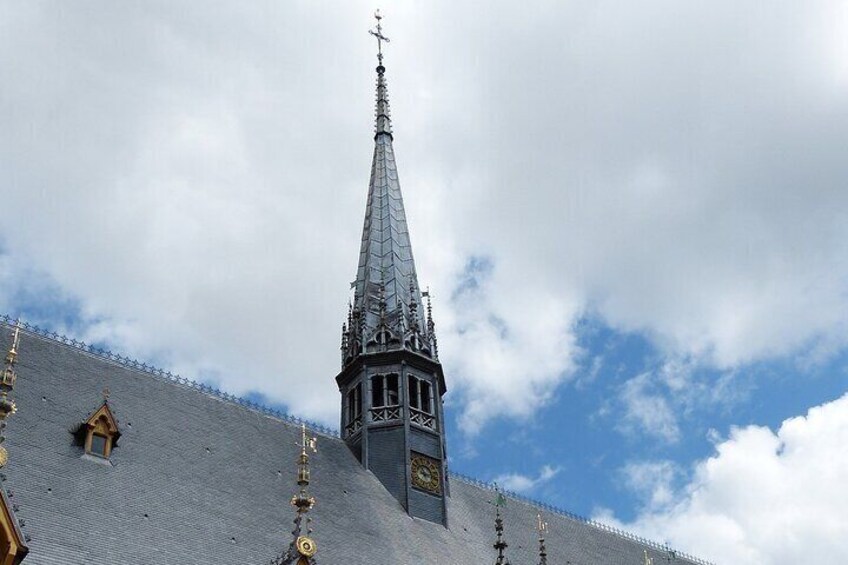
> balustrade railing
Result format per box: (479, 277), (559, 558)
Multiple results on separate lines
(344, 416), (362, 437)
(410, 407), (435, 430)
(370, 405), (401, 422)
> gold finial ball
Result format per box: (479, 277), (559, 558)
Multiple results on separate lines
(0, 446), (8, 468)
(296, 535), (317, 557)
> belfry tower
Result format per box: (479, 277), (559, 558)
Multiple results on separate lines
(336, 12), (449, 526)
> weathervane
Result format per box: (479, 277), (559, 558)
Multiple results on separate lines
(369, 9), (390, 65)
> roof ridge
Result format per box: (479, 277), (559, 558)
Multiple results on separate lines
(449, 472), (715, 565)
(0, 314), (339, 439)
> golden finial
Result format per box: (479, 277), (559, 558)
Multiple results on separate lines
(0, 321), (22, 469)
(4, 321), (20, 366)
(275, 423), (319, 564)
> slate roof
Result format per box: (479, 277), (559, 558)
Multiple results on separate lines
(2, 320), (713, 565)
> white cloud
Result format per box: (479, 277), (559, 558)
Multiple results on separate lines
(0, 2), (847, 433)
(621, 460), (681, 510)
(493, 464), (561, 494)
(604, 392), (848, 564)
(617, 371), (682, 443)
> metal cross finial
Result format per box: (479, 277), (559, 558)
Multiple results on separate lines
(369, 9), (390, 65)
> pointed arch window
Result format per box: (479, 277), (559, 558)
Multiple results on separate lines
(83, 403), (120, 459)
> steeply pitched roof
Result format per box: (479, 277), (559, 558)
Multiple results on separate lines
(343, 62), (435, 367)
(2, 321), (712, 565)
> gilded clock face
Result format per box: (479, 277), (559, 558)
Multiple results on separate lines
(410, 455), (441, 494)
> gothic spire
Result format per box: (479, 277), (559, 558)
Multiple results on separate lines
(342, 10), (436, 365)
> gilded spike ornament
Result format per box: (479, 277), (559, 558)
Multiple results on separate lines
(0, 322), (21, 468)
(271, 424), (319, 565)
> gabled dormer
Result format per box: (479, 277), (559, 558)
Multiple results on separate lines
(82, 402), (120, 460)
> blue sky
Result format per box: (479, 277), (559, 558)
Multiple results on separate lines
(2, 2), (848, 563)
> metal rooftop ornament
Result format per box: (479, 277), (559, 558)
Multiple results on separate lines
(369, 9), (390, 66)
(492, 485), (511, 565)
(271, 424), (319, 565)
(0, 321), (21, 469)
(537, 513), (549, 565)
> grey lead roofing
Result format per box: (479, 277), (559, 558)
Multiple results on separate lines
(3, 323), (713, 565)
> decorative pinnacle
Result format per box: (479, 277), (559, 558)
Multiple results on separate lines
(537, 513), (548, 565)
(271, 424), (319, 565)
(492, 484), (510, 565)
(644, 549), (654, 565)
(369, 9), (390, 66)
(0, 321), (22, 468)
(290, 424), (318, 513)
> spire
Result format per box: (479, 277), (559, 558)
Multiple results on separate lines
(343, 10), (437, 366)
(0, 322), (21, 468)
(271, 424), (319, 565)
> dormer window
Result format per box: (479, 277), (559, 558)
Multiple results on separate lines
(89, 431), (108, 457)
(82, 402), (120, 460)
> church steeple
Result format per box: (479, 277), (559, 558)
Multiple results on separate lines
(335, 12), (449, 527)
(341, 10), (437, 367)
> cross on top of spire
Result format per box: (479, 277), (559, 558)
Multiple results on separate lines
(369, 10), (390, 65)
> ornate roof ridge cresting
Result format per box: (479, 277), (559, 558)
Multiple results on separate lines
(450, 472), (715, 565)
(0, 315), (338, 439)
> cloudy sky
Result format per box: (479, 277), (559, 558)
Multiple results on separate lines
(2, 2), (848, 563)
